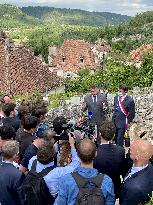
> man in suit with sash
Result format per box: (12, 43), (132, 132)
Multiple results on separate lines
(113, 84), (135, 147)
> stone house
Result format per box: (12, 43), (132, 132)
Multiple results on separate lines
(0, 32), (63, 96)
(49, 39), (111, 78)
(129, 44), (153, 62)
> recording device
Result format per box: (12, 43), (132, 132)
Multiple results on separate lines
(74, 117), (96, 140)
(53, 123), (74, 141)
(53, 116), (96, 141)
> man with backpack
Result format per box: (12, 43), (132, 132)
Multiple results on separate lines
(22, 142), (56, 205)
(56, 138), (115, 205)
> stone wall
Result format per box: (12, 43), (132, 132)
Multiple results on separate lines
(47, 86), (153, 138)
(132, 86), (153, 138)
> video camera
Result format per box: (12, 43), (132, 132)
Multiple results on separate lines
(53, 123), (74, 141)
(74, 117), (97, 140)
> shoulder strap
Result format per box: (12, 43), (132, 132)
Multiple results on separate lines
(91, 173), (104, 187)
(72, 172), (104, 188)
(31, 159), (37, 172)
(38, 165), (56, 178)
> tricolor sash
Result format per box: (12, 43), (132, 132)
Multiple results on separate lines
(118, 95), (129, 131)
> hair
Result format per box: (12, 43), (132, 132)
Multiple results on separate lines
(22, 115), (40, 131)
(0, 96), (5, 104)
(18, 104), (30, 125)
(37, 129), (55, 142)
(100, 121), (116, 141)
(119, 84), (128, 93)
(59, 141), (71, 166)
(20, 99), (30, 106)
(53, 116), (66, 134)
(90, 84), (97, 89)
(31, 107), (47, 119)
(0, 125), (16, 140)
(2, 140), (19, 160)
(76, 138), (96, 164)
(37, 142), (55, 164)
(2, 103), (16, 117)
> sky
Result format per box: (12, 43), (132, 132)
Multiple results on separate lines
(0, 0), (153, 16)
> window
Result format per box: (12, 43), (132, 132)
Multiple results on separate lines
(80, 56), (84, 63)
(62, 55), (65, 62)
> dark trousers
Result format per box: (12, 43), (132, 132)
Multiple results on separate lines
(115, 128), (125, 147)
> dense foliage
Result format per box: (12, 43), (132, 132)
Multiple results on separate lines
(0, 4), (153, 94)
(65, 51), (153, 93)
(21, 6), (131, 26)
(0, 4), (40, 29)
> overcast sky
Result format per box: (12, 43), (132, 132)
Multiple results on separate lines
(0, 0), (153, 16)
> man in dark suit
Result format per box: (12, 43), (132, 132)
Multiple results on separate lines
(119, 139), (153, 205)
(0, 140), (24, 205)
(2, 103), (20, 133)
(112, 84), (135, 146)
(82, 84), (107, 143)
(94, 121), (126, 198)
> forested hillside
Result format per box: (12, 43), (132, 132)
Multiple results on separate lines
(0, 4), (40, 28)
(21, 6), (131, 26)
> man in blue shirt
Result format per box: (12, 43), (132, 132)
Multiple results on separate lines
(28, 134), (80, 198)
(56, 138), (115, 205)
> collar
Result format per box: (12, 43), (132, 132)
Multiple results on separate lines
(132, 164), (148, 171)
(1, 159), (13, 165)
(92, 95), (97, 103)
(100, 142), (110, 145)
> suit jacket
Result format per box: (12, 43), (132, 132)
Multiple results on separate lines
(112, 94), (135, 129)
(2, 116), (20, 133)
(0, 162), (24, 205)
(84, 92), (107, 125)
(119, 163), (153, 205)
(93, 143), (126, 198)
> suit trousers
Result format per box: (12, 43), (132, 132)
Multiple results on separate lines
(115, 128), (125, 147)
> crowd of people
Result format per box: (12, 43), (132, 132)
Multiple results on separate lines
(0, 84), (153, 205)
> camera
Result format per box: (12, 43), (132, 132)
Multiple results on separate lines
(74, 117), (96, 140)
(53, 123), (74, 141)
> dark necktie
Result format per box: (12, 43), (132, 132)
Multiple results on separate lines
(93, 95), (97, 104)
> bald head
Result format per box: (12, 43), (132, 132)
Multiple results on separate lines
(77, 139), (96, 164)
(130, 139), (153, 163)
(3, 95), (11, 104)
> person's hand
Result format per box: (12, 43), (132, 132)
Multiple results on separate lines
(68, 133), (75, 148)
(77, 116), (84, 125)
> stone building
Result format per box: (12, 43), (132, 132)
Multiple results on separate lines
(0, 32), (62, 96)
(130, 44), (153, 62)
(49, 39), (111, 77)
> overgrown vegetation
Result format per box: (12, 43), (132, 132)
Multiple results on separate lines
(0, 4), (153, 95)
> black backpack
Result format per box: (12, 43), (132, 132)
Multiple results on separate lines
(22, 159), (56, 205)
(71, 172), (104, 205)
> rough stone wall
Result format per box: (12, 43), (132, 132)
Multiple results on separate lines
(47, 87), (153, 138)
(0, 34), (62, 95)
(132, 86), (153, 138)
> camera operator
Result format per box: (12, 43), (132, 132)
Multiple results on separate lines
(52, 116), (74, 165)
